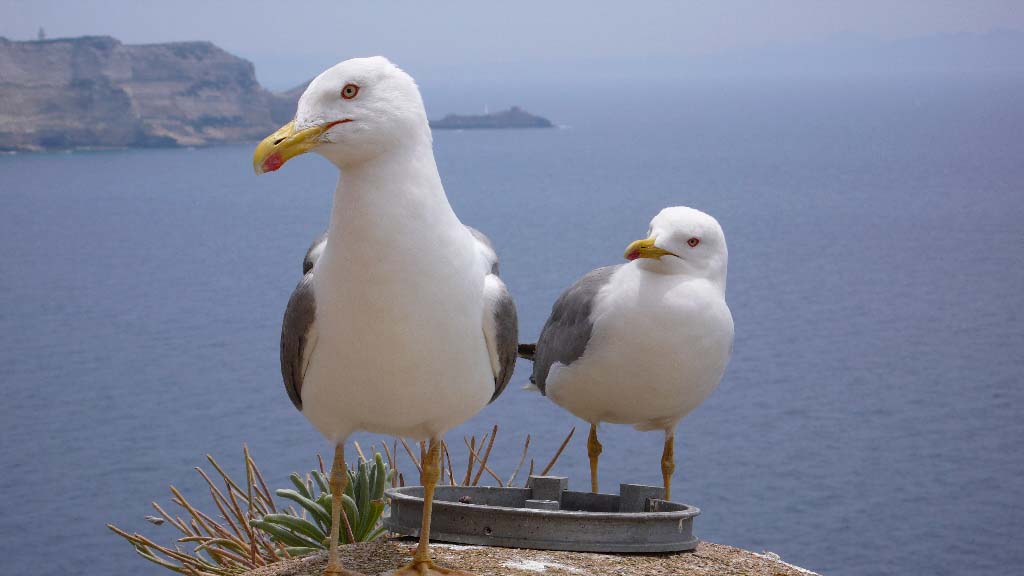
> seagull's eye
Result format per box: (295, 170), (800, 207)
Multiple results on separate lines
(687, 237), (700, 248)
(341, 84), (359, 100)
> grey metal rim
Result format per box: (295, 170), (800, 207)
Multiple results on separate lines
(384, 477), (702, 553)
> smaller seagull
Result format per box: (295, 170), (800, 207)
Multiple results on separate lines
(520, 206), (734, 500)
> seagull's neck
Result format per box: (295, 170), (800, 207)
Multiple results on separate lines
(323, 139), (469, 274)
(327, 140), (460, 238)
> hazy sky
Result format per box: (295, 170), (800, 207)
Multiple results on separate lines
(3, 0), (1022, 89)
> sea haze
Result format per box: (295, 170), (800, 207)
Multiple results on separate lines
(1, 73), (1022, 576)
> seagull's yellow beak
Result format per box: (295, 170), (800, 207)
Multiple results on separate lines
(624, 237), (676, 261)
(253, 119), (349, 175)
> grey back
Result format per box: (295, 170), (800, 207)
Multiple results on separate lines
(488, 278), (518, 403)
(280, 273), (317, 410)
(532, 265), (621, 394)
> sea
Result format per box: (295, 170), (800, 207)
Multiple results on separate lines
(1, 72), (1022, 576)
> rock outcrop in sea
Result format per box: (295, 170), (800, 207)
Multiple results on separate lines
(0, 36), (286, 151)
(430, 106), (554, 130)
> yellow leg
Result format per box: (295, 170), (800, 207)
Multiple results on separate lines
(587, 423), (602, 493)
(325, 445), (363, 576)
(391, 438), (475, 575)
(661, 430), (676, 501)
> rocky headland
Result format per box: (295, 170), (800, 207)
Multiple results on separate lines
(0, 36), (555, 151)
(0, 36), (293, 151)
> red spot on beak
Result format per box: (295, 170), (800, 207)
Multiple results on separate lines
(626, 250), (640, 261)
(262, 153), (284, 173)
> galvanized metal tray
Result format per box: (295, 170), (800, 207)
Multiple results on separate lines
(384, 476), (700, 553)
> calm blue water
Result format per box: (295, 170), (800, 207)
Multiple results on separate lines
(1, 74), (1023, 576)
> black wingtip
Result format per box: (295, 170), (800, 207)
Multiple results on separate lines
(517, 343), (537, 361)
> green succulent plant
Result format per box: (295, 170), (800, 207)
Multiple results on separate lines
(251, 452), (394, 556)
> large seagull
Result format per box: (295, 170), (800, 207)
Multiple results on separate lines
(253, 57), (517, 576)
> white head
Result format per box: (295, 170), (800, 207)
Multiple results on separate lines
(623, 206), (728, 287)
(253, 56), (429, 172)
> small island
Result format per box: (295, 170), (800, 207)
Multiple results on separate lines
(430, 106), (554, 130)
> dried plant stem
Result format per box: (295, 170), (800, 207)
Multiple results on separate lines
(382, 441), (394, 472)
(398, 437), (422, 477)
(391, 440), (399, 487)
(247, 451), (275, 513)
(541, 426), (576, 476)
(169, 485), (215, 536)
(506, 434), (531, 487)
(472, 425), (499, 486)
(352, 441), (368, 463)
(244, 445), (258, 565)
(205, 455), (246, 502)
(194, 468), (245, 541)
(462, 437), (505, 486)
(151, 501), (188, 533)
(462, 436), (477, 485)
(442, 442), (456, 485)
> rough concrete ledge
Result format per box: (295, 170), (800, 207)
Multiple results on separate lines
(245, 539), (820, 576)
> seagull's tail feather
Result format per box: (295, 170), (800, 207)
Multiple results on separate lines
(517, 343), (536, 361)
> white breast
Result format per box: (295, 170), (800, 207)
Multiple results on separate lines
(297, 152), (495, 444)
(546, 265), (734, 431)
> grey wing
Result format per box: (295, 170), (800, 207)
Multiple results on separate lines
(303, 231), (328, 275)
(531, 265), (620, 395)
(280, 273), (318, 410)
(482, 274), (518, 403)
(466, 225), (500, 275)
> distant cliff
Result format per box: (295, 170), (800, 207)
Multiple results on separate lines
(0, 36), (557, 151)
(0, 36), (284, 151)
